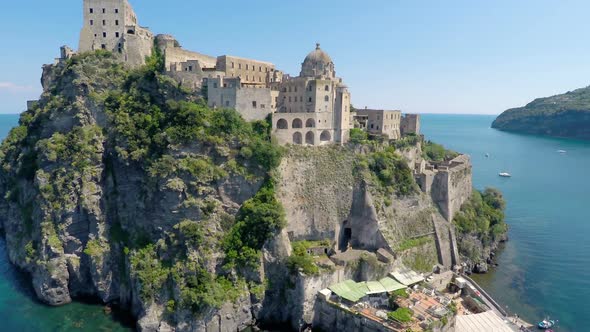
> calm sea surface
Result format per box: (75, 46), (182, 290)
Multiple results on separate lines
(0, 113), (588, 331)
(421, 114), (590, 332)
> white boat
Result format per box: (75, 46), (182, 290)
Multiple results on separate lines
(557, 150), (566, 154)
(485, 153), (490, 158)
(499, 172), (511, 177)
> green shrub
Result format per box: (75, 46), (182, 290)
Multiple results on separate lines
(388, 307), (413, 323)
(84, 239), (108, 258)
(175, 220), (204, 247)
(223, 179), (286, 268)
(25, 241), (36, 263)
(422, 141), (458, 162)
(396, 236), (433, 251)
(130, 244), (170, 301)
(365, 146), (417, 196)
(349, 128), (368, 144)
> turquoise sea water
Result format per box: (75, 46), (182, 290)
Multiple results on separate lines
(0, 113), (588, 331)
(421, 114), (590, 332)
(0, 114), (133, 331)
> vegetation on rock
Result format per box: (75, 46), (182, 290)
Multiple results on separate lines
(287, 240), (331, 276)
(388, 307), (413, 323)
(357, 146), (417, 196)
(0, 50), (286, 320)
(453, 188), (507, 263)
(492, 85), (590, 140)
(422, 140), (459, 162)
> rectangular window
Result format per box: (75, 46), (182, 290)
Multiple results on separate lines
(115, 32), (120, 37)
(252, 101), (257, 108)
(115, 20), (119, 25)
(261, 104), (266, 109)
(102, 20), (106, 25)
(259, 66), (262, 72)
(238, 64), (242, 69)
(370, 124), (374, 129)
(246, 64), (249, 70)
(90, 20), (94, 25)
(103, 32), (107, 38)
(213, 83), (218, 88)
(231, 62), (234, 68)
(188, 66), (193, 71)
(102, 8), (106, 13)
(115, 8), (119, 13)
(225, 101), (230, 107)
(101, 44), (106, 49)
(90, 8), (94, 14)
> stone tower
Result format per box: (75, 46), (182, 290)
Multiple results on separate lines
(78, 0), (154, 67)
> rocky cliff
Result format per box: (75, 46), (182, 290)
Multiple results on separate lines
(492, 85), (590, 140)
(452, 188), (508, 273)
(0, 52), (474, 331)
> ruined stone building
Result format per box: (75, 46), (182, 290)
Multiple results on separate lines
(354, 109), (403, 140)
(78, 0), (154, 67)
(271, 44), (352, 146)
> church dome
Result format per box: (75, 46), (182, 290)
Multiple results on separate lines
(300, 43), (335, 78)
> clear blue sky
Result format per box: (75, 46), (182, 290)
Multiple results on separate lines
(1, 0), (590, 115)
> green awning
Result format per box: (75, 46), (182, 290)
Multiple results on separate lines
(379, 277), (406, 292)
(390, 267), (424, 286)
(329, 280), (368, 302)
(365, 281), (387, 294)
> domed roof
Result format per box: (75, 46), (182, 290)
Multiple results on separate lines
(303, 43), (333, 65)
(301, 43), (335, 78)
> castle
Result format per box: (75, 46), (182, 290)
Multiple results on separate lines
(71, 0), (420, 146)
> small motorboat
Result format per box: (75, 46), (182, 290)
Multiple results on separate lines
(538, 318), (556, 329)
(485, 153), (490, 158)
(557, 150), (566, 154)
(499, 172), (511, 177)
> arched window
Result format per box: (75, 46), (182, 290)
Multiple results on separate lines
(277, 119), (288, 129)
(320, 130), (331, 142)
(305, 131), (314, 145)
(324, 96), (329, 102)
(325, 85), (329, 91)
(292, 118), (303, 128)
(305, 118), (315, 128)
(293, 132), (303, 145)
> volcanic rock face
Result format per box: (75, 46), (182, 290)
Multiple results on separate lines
(0, 53), (473, 331)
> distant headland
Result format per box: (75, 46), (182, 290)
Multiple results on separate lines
(492, 86), (590, 140)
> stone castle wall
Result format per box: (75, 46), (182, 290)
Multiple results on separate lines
(431, 155), (473, 222)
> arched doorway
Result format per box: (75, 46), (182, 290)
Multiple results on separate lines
(293, 132), (302, 145)
(277, 118), (288, 129)
(320, 130), (331, 142)
(305, 131), (314, 145)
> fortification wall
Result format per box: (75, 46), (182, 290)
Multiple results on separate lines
(124, 27), (153, 67)
(158, 38), (217, 71)
(430, 155), (472, 221)
(314, 298), (397, 332)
